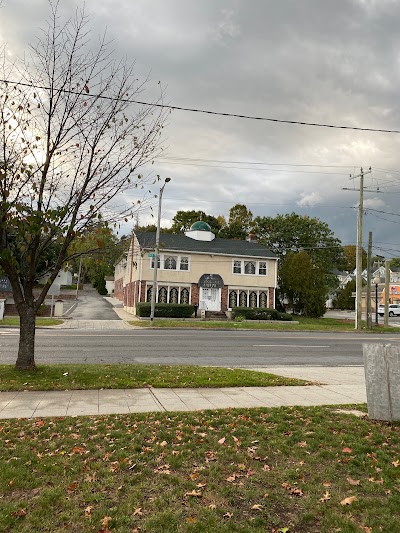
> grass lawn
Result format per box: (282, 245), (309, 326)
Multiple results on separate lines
(0, 406), (399, 532)
(0, 317), (63, 327)
(129, 316), (400, 333)
(0, 364), (306, 391)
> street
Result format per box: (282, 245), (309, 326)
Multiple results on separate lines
(1, 327), (400, 366)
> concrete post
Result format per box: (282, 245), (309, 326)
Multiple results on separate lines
(54, 299), (64, 317)
(363, 343), (400, 421)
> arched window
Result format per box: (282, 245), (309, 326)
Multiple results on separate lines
(158, 286), (167, 303)
(170, 287), (178, 304)
(259, 291), (268, 308)
(249, 291), (258, 308)
(229, 290), (237, 308)
(164, 256), (177, 270)
(180, 288), (189, 304)
(245, 261), (256, 274)
(146, 286), (153, 302)
(239, 290), (248, 307)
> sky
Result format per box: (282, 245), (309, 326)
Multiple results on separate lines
(2, 0), (400, 259)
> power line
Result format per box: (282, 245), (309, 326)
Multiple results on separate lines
(158, 156), (356, 169)
(2, 78), (400, 134)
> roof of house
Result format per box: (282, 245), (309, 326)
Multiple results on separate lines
(135, 231), (277, 259)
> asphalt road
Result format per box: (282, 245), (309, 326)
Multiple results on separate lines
(2, 328), (400, 366)
(67, 289), (119, 320)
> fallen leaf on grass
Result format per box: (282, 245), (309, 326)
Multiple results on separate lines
(342, 447), (352, 453)
(319, 491), (331, 503)
(185, 490), (202, 497)
(67, 482), (78, 492)
(251, 504), (263, 510)
(340, 496), (357, 505)
(84, 506), (93, 517)
(323, 481), (331, 487)
(391, 460), (400, 467)
(223, 512), (233, 519)
(298, 441), (307, 448)
(159, 441), (167, 447)
(186, 517), (197, 524)
(218, 437), (226, 445)
(347, 477), (360, 486)
(101, 516), (112, 528)
(368, 477), (384, 484)
(11, 508), (26, 518)
(208, 503), (216, 510)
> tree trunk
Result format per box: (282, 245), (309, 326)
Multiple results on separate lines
(15, 304), (36, 370)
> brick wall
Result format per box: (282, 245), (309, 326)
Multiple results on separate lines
(269, 287), (275, 309)
(221, 286), (228, 311)
(191, 284), (199, 305)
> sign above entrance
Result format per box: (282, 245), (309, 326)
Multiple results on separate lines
(198, 274), (224, 289)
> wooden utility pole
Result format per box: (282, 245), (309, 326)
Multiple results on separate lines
(366, 232), (372, 329)
(384, 259), (390, 327)
(345, 167), (372, 331)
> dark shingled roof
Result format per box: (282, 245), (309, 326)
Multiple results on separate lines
(135, 232), (277, 259)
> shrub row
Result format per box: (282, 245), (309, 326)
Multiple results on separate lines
(232, 306), (293, 321)
(136, 302), (195, 318)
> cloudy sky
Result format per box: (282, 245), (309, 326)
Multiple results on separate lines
(2, 0), (400, 258)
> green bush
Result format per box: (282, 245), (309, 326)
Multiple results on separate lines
(96, 277), (108, 295)
(232, 306), (293, 321)
(136, 303), (195, 318)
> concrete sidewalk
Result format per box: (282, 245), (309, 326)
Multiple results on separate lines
(0, 366), (367, 419)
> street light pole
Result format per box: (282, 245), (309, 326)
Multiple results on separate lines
(150, 177), (171, 327)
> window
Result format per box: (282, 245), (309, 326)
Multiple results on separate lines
(151, 257), (160, 269)
(259, 291), (268, 308)
(233, 260), (242, 274)
(146, 285), (153, 302)
(146, 284), (191, 304)
(180, 288), (189, 304)
(180, 257), (189, 271)
(229, 290), (237, 308)
(249, 291), (258, 308)
(233, 259), (268, 276)
(170, 287), (179, 303)
(164, 256), (177, 270)
(239, 290), (248, 307)
(244, 261), (256, 275)
(258, 262), (267, 275)
(150, 254), (190, 271)
(158, 287), (168, 303)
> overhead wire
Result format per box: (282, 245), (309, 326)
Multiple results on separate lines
(2, 78), (400, 134)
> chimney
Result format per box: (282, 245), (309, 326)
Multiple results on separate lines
(246, 233), (257, 243)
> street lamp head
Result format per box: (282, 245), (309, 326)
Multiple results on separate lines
(373, 276), (380, 285)
(165, 177), (171, 183)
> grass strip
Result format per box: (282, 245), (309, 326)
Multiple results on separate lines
(130, 316), (400, 333)
(0, 318), (63, 327)
(0, 406), (399, 532)
(0, 364), (306, 391)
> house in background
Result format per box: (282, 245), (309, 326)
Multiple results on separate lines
(114, 221), (278, 316)
(39, 268), (73, 291)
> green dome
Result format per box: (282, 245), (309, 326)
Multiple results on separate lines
(190, 220), (211, 231)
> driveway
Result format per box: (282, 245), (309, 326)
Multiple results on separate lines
(68, 287), (120, 320)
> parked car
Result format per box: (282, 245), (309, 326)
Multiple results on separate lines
(378, 304), (400, 317)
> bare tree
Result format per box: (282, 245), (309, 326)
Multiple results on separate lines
(0, 3), (166, 369)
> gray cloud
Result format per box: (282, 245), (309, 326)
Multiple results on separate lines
(2, 0), (400, 258)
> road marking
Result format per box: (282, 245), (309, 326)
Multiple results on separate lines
(253, 344), (330, 348)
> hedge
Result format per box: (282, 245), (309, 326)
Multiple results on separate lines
(136, 302), (195, 318)
(232, 306), (293, 321)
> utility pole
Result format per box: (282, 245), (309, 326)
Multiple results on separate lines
(366, 231), (372, 330)
(344, 167), (372, 331)
(384, 259), (390, 327)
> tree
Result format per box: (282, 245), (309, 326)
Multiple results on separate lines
(219, 204), (253, 240)
(341, 245), (367, 271)
(170, 210), (221, 234)
(333, 279), (356, 310)
(279, 251), (327, 317)
(0, 4), (166, 369)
